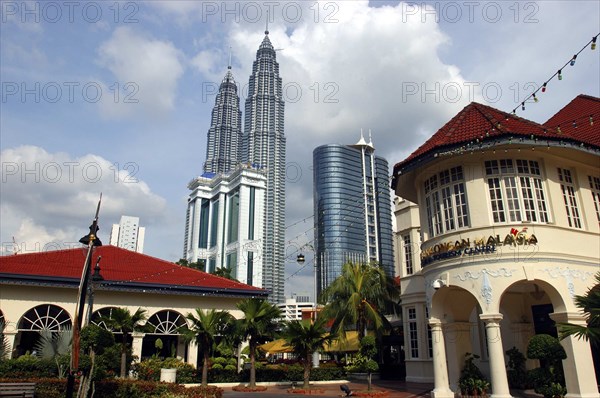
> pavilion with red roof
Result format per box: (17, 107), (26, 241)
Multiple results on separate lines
(0, 245), (266, 365)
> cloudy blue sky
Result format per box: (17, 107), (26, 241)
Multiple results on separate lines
(1, 0), (599, 299)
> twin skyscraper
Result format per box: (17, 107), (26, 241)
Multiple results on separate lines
(183, 29), (286, 304)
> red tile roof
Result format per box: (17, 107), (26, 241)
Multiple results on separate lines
(544, 94), (600, 147)
(392, 95), (600, 182)
(0, 245), (266, 297)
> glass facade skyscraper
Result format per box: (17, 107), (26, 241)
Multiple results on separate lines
(243, 30), (286, 304)
(313, 136), (394, 296)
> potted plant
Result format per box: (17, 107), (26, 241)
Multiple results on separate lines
(458, 353), (490, 397)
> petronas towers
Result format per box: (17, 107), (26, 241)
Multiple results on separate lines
(243, 30), (286, 304)
(185, 29), (285, 304)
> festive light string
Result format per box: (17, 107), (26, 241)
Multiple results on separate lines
(512, 33), (599, 115)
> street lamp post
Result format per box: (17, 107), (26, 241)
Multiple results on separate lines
(66, 195), (102, 398)
(296, 247), (319, 368)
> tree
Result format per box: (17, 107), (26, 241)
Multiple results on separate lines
(559, 271), (600, 347)
(235, 298), (282, 388)
(282, 316), (333, 389)
(180, 308), (234, 387)
(212, 267), (236, 281)
(347, 336), (380, 391)
(175, 258), (205, 271)
(527, 334), (567, 398)
(320, 262), (399, 341)
(98, 307), (147, 378)
(34, 326), (72, 377)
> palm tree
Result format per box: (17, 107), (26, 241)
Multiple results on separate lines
(34, 326), (72, 377)
(320, 261), (399, 341)
(282, 316), (333, 389)
(99, 307), (147, 378)
(180, 308), (234, 387)
(559, 271), (600, 347)
(235, 298), (282, 388)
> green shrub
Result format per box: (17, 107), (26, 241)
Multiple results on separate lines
(1, 377), (223, 398)
(506, 347), (530, 389)
(458, 353), (489, 396)
(527, 335), (566, 398)
(223, 364), (236, 371)
(211, 363), (223, 370)
(211, 357), (227, 365)
(0, 354), (58, 378)
(132, 357), (198, 383)
(208, 369), (241, 383)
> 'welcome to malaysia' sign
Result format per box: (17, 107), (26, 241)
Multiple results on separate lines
(421, 228), (538, 267)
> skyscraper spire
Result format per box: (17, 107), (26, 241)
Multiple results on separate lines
(243, 30), (286, 304)
(203, 53), (242, 174)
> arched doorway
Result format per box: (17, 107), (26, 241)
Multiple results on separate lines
(430, 285), (488, 390)
(14, 304), (72, 357)
(141, 310), (187, 360)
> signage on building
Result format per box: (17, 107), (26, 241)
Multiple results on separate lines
(421, 228), (538, 266)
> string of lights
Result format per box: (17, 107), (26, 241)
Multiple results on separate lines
(512, 33), (598, 115)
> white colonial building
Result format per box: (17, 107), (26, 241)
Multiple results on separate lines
(391, 95), (599, 398)
(184, 163), (266, 288)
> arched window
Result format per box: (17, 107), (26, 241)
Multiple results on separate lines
(145, 310), (186, 335)
(90, 307), (121, 331)
(18, 305), (71, 331)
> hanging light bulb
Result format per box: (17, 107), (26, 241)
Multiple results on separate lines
(542, 82), (547, 93)
(558, 70), (563, 80)
(592, 37), (597, 50)
(521, 102), (525, 111)
(590, 115), (594, 126)
(572, 121), (577, 128)
(557, 125), (562, 134)
(533, 93), (538, 102)
(570, 55), (577, 66)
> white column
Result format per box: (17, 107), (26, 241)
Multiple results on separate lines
(550, 312), (600, 398)
(4, 331), (17, 359)
(131, 332), (144, 363)
(187, 341), (198, 368)
(480, 314), (512, 398)
(429, 319), (454, 398)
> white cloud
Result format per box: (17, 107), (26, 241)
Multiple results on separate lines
(1, 145), (167, 255)
(97, 26), (185, 119)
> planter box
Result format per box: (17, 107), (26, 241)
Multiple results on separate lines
(160, 368), (177, 383)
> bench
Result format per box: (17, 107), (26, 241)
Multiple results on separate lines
(0, 383), (36, 398)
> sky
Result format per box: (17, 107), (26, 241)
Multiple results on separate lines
(1, 0), (599, 300)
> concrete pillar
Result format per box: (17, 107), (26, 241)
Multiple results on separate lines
(480, 314), (512, 398)
(4, 331), (17, 359)
(187, 340), (198, 368)
(131, 332), (144, 363)
(429, 319), (454, 398)
(550, 312), (600, 398)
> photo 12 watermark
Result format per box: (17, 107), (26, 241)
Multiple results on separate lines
(1, 81), (139, 104)
(201, 80), (339, 104)
(401, 81), (541, 104)
(1, 1), (139, 24)
(2, 161), (139, 184)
